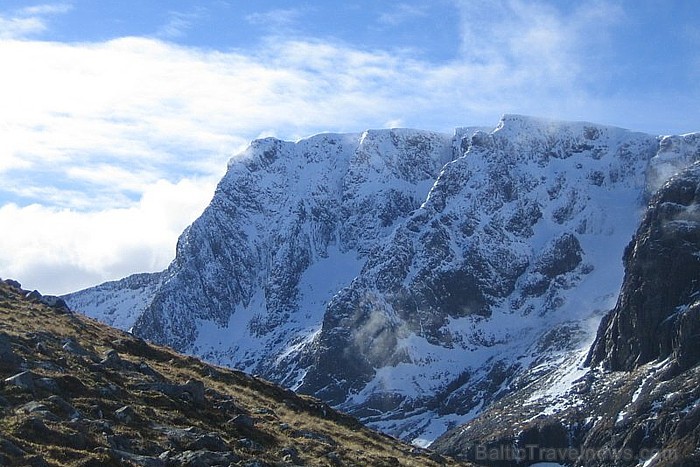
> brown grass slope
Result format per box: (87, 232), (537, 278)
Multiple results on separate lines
(0, 280), (468, 467)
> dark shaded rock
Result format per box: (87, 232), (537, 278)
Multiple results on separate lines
(185, 433), (228, 452)
(0, 332), (21, 372)
(4, 370), (36, 393)
(166, 449), (240, 466)
(35, 377), (60, 393)
(588, 161), (700, 371)
(114, 405), (137, 424)
(21, 455), (49, 467)
(100, 349), (122, 367)
(228, 414), (256, 429)
(62, 338), (91, 357)
(47, 395), (80, 420)
(533, 232), (582, 278)
(3, 279), (22, 290)
(0, 436), (26, 456)
(107, 448), (165, 467)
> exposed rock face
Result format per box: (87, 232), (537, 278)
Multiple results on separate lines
(64, 116), (700, 444)
(432, 161), (700, 467)
(298, 116), (660, 438)
(587, 160), (700, 372)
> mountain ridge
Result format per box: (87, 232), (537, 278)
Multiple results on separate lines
(64, 115), (700, 445)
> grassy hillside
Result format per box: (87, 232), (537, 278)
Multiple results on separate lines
(0, 280), (467, 466)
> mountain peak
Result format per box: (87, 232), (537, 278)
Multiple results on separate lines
(64, 117), (700, 446)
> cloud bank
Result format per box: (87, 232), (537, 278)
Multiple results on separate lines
(0, 0), (697, 294)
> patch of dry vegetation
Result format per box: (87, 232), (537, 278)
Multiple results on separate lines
(0, 280), (468, 466)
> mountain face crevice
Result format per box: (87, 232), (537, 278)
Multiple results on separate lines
(64, 115), (700, 445)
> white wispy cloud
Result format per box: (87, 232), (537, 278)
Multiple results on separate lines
(155, 9), (202, 40)
(454, 0), (623, 106)
(245, 8), (304, 32)
(0, 2), (72, 39)
(378, 3), (428, 26)
(20, 3), (73, 16)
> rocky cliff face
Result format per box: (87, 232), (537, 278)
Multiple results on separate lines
(64, 116), (700, 445)
(125, 128), (458, 382)
(432, 161), (700, 466)
(587, 160), (700, 373)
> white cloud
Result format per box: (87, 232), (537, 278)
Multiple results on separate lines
(0, 15), (46, 38)
(378, 3), (428, 26)
(0, 177), (217, 295)
(155, 9), (202, 40)
(1, 1), (679, 295)
(0, 2), (72, 39)
(245, 8), (303, 32)
(453, 0), (623, 109)
(20, 3), (73, 16)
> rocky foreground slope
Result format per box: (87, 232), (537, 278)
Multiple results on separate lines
(65, 116), (700, 445)
(432, 162), (700, 466)
(0, 280), (464, 466)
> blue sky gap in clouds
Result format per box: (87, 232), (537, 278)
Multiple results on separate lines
(0, 0), (698, 294)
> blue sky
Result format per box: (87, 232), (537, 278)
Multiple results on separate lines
(1, 0), (699, 294)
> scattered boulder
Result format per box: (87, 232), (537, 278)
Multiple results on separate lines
(100, 349), (122, 367)
(4, 370), (36, 393)
(114, 405), (137, 424)
(47, 395), (80, 420)
(0, 436), (27, 456)
(3, 279), (22, 290)
(62, 338), (90, 357)
(22, 290), (70, 312)
(0, 332), (21, 372)
(185, 433), (229, 452)
(35, 377), (60, 394)
(228, 414), (256, 429)
(164, 449), (240, 466)
(106, 448), (165, 467)
(181, 379), (206, 405)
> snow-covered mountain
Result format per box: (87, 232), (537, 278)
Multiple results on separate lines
(433, 160), (700, 466)
(64, 115), (700, 445)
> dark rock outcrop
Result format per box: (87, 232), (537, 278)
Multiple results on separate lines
(587, 160), (700, 372)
